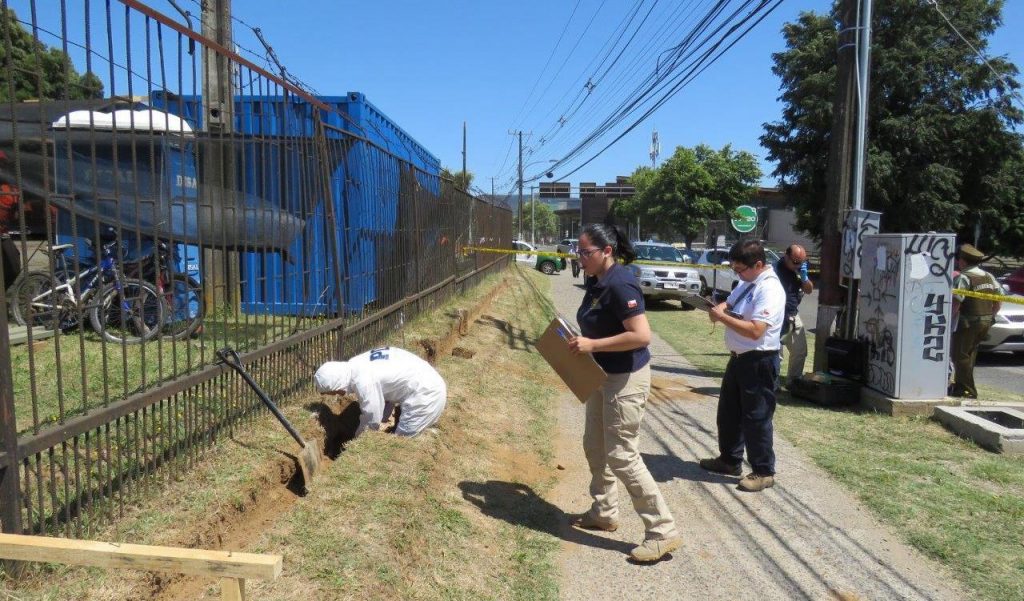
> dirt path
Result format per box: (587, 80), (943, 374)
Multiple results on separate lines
(547, 270), (966, 601)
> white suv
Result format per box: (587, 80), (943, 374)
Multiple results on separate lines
(629, 242), (701, 308)
(695, 247), (781, 296)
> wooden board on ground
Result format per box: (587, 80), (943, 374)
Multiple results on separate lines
(0, 533), (282, 581)
(6, 325), (55, 346)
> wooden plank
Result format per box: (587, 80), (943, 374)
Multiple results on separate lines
(7, 325), (55, 346)
(221, 577), (246, 601)
(0, 534), (282, 581)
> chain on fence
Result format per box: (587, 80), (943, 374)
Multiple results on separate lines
(0, 0), (511, 539)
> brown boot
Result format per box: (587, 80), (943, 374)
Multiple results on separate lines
(570, 513), (619, 532)
(738, 472), (775, 492)
(629, 537), (682, 562)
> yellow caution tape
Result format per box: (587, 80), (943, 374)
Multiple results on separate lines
(462, 246), (1023, 305)
(953, 288), (1024, 305)
(460, 246), (735, 270)
(461, 245), (571, 258)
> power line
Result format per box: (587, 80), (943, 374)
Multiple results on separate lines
(926, 0), (1024, 111)
(532, 0), (785, 183)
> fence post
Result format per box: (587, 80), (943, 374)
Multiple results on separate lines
(410, 165), (423, 316)
(0, 279), (23, 542)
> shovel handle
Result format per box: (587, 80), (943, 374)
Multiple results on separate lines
(216, 347), (307, 448)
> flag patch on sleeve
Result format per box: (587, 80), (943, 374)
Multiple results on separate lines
(627, 299), (638, 309)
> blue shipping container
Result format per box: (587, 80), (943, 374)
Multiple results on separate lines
(149, 90), (440, 316)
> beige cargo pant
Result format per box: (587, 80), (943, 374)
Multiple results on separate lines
(583, 364), (678, 541)
(780, 314), (808, 383)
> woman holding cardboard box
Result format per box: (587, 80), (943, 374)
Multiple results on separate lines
(567, 223), (681, 563)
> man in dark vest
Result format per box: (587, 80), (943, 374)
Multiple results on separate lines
(949, 244), (1001, 398)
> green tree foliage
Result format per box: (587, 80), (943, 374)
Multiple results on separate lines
(515, 200), (557, 242)
(441, 167), (474, 193)
(613, 144), (761, 245)
(0, 9), (105, 101)
(760, 0), (1024, 255)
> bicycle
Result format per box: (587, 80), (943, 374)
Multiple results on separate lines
(11, 238), (164, 344)
(123, 240), (204, 340)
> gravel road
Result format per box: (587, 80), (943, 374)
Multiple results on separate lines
(544, 267), (965, 601)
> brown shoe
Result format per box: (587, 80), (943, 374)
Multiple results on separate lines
(699, 457), (742, 477)
(738, 472), (775, 492)
(630, 537), (683, 562)
(570, 513), (619, 532)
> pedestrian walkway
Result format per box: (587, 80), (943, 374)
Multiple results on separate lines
(545, 268), (964, 601)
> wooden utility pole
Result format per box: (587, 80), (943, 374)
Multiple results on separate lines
(814, 0), (861, 371)
(200, 0), (238, 313)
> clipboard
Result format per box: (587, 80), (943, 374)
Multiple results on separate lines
(535, 316), (607, 403)
(681, 294), (743, 319)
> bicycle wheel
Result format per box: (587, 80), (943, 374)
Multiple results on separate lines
(9, 270), (78, 330)
(88, 278), (164, 344)
(161, 274), (203, 340)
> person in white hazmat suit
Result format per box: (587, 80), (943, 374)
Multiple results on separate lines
(313, 347), (447, 437)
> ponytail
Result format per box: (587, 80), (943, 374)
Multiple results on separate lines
(580, 223), (637, 265)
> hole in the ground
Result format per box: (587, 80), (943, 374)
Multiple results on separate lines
(966, 410), (1024, 430)
(452, 346), (475, 359)
(419, 338), (438, 363)
(305, 399), (362, 459)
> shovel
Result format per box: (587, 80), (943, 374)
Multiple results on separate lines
(216, 347), (321, 494)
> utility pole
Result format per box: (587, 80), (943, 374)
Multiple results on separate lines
(201, 0), (237, 313)
(462, 121), (467, 181)
(509, 130), (524, 240)
(490, 177), (496, 198)
(842, 0), (874, 339)
(530, 185), (536, 245)
(814, 0), (865, 370)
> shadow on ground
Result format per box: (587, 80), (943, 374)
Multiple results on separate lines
(304, 399), (361, 458)
(641, 452), (738, 485)
(459, 480), (633, 554)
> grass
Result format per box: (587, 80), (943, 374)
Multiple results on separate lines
(9, 311), (326, 435)
(646, 305), (1024, 601)
(0, 266), (563, 600)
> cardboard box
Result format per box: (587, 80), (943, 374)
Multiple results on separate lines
(535, 316), (607, 403)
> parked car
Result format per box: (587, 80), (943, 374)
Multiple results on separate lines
(979, 292), (1024, 354)
(1000, 267), (1024, 295)
(630, 242), (701, 308)
(694, 246), (782, 295)
(513, 240), (566, 275)
(556, 238), (577, 255)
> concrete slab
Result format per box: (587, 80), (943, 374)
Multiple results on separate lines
(934, 406), (1024, 454)
(860, 386), (960, 417)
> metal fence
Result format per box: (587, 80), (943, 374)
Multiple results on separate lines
(0, 0), (511, 538)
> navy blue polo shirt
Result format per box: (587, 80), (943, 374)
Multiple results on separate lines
(774, 258), (803, 317)
(576, 263), (651, 374)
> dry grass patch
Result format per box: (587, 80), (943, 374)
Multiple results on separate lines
(1, 267), (564, 601)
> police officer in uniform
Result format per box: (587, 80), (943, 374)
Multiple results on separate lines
(700, 240), (786, 492)
(949, 244), (1001, 399)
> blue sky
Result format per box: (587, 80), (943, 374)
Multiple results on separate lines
(19, 0), (1024, 194)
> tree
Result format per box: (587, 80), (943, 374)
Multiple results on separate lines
(441, 167), (474, 193)
(618, 144), (761, 246)
(760, 0), (1024, 255)
(515, 200), (557, 243)
(0, 9), (105, 101)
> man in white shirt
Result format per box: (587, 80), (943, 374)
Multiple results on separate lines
(700, 240), (786, 492)
(314, 347), (447, 437)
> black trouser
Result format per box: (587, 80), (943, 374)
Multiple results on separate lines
(717, 350), (779, 475)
